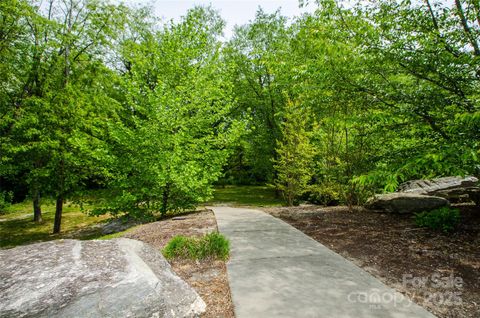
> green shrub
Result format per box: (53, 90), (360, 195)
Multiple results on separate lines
(415, 207), (461, 233)
(0, 191), (13, 213)
(163, 232), (230, 260)
(305, 183), (344, 206)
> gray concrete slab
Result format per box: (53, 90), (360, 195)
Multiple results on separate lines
(225, 228), (326, 261)
(211, 206), (436, 318)
(215, 207), (292, 235)
(217, 217), (293, 234)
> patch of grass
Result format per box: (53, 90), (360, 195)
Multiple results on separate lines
(0, 191), (111, 249)
(207, 185), (283, 207)
(415, 207), (461, 233)
(163, 232), (230, 261)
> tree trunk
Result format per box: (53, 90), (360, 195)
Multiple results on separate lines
(33, 191), (42, 223)
(53, 195), (63, 234)
(287, 181), (294, 206)
(53, 157), (65, 234)
(52, 0), (71, 235)
(160, 183), (171, 217)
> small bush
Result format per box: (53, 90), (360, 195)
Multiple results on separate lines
(415, 207), (461, 233)
(0, 191), (13, 213)
(163, 232), (230, 260)
(305, 183), (344, 206)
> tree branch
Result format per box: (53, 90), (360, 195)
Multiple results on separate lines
(455, 0), (480, 55)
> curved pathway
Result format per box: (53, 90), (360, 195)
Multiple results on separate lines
(211, 206), (436, 318)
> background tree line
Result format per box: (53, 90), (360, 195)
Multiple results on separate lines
(224, 0), (479, 205)
(0, 0), (241, 233)
(1, 0), (478, 232)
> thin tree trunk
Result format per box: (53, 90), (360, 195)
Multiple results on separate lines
(161, 183), (171, 217)
(424, 0), (460, 57)
(33, 190), (42, 223)
(455, 0), (480, 56)
(64, 0), (73, 84)
(53, 158), (65, 234)
(52, 1), (72, 235)
(286, 180), (294, 206)
(53, 195), (63, 234)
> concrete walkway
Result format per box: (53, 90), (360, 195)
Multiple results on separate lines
(211, 206), (436, 318)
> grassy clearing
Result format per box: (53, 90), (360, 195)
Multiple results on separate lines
(207, 185), (283, 207)
(162, 232), (230, 261)
(0, 192), (111, 249)
(0, 185), (281, 249)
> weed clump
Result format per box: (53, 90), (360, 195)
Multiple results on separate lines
(162, 232), (229, 260)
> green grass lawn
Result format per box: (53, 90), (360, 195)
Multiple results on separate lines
(0, 185), (282, 249)
(0, 193), (111, 249)
(206, 185), (284, 207)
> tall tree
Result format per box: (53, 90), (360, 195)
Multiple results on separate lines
(274, 99), (316, 206)
(0, 0), (131, 232)
(344, 0), (480, 187)
(0, 0), (42, 220)
(294, 0), (480, 196)
(92, 6), (242, 219)
(225, 9), (291, 183)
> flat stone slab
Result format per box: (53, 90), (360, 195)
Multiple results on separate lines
(211, 206), (436, 318)
(224, 229), (323, 261)
(217, 208), (292, 233)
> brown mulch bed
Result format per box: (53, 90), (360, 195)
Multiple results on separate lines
(122, 210), (235, 318)
(263, 204), (480, 318)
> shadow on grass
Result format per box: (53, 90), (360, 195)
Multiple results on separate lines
(206, 185), (284, 207)
(0, 192), (111, 249)
(0, 186), (282, 249)
(0, 201), (212, 249)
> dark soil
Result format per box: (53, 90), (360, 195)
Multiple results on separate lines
(263, 204), (480, 318)
(122, 210), (235, 318)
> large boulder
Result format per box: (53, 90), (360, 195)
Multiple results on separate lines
(366, 193), (449, 214)
(397, 176), (478, 193)
(0, 238), (206, 318)
(397, 176), (479, 204)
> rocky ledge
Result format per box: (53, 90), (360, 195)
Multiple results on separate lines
(365, 192), (449, 214)
(366, 176), (479, 213)
(0, 238), (206, 318)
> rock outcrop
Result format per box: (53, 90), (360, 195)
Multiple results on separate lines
(365, 193), (449, 214)
(397, 176), (479, 204)
(0, 238), (206, 318)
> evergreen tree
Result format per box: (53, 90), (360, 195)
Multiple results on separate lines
(274, 99), (316, 206)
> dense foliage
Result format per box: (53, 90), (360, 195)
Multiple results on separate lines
(1, 0), (478, 229)
(224, 0), (480, 204)
(91, 7), (241, 220)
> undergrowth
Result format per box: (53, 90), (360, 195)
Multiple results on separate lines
(415, 207), (461, 233)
